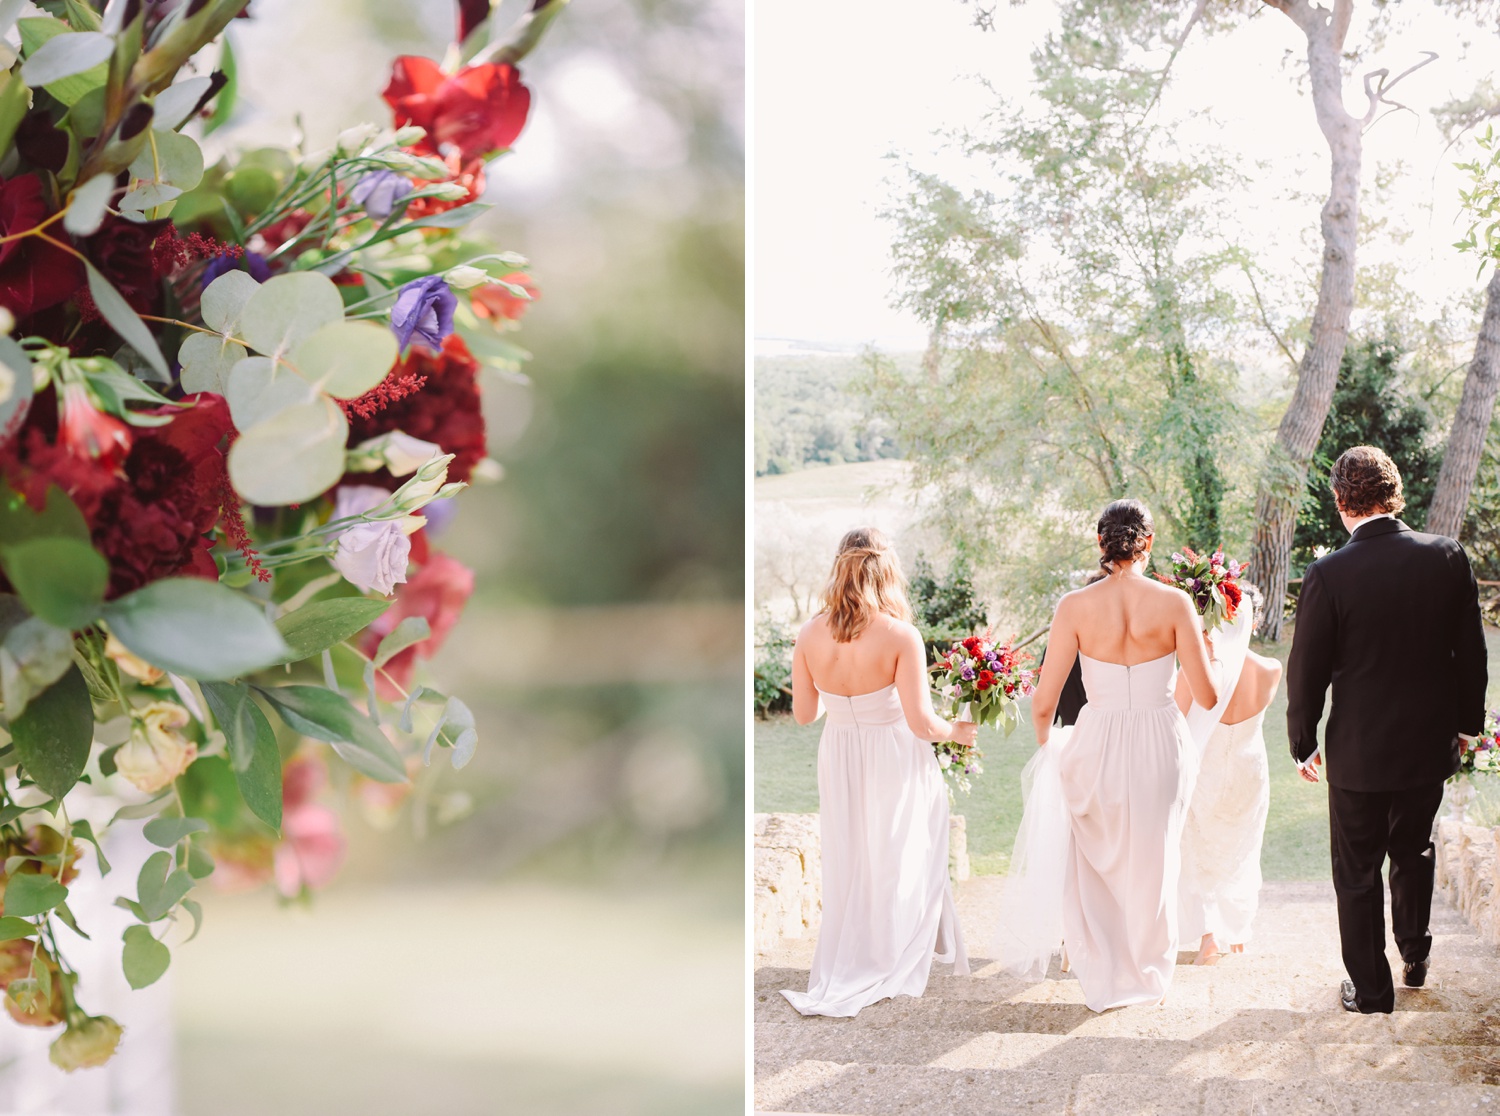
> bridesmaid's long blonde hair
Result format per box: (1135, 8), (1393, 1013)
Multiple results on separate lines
(819, 527), (912, 643)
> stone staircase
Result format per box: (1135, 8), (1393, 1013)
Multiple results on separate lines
(755, 878), (1500, 1114)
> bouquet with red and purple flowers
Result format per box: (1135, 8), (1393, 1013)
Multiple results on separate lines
(930, 634), (1036, 793)
(1157, 547), (1246, 633)
(1457, 710), (1500, 779)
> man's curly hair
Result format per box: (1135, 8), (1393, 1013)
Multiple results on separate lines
(1329, 445), (1405, 518)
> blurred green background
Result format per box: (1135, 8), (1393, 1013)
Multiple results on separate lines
(172, 1), (744, 1113)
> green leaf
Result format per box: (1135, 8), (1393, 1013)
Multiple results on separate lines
(154, 76), (215, 131)
(373, 616), (429, 668)
(85, 262), (170, 381)
(64, 173), (113, 236)
(118, 183), (182, 215)
(81, 361), (175, 415)
(226, 396), (349, 507)
(185, 841), (214, 880)
(70, 819), (110, 877)
(101, 578), (291, 681)
(18, 20), (110, 103)
(255, 685), (407, 783)
(142, 817), (210, 848)
(239, 271), (344, 358)
(224, 355), (316, 430)
(129, 128), (204, 191)
(52, 900), (88, 939)
(0, 485), (90, 545)
(0, 537), (107, 629)
(200, 269), (259, 335)
(177, 333), (247, 396)
(121, 925), (170, 989)
(0, 917), (36, 942)
(0, 614), (74, 721)
(109, 791), (171, 824)
(291, 320), (398, 399)
(203, 32), (237, 136)
(0, 70), (27, 159)
(181, 897), (204, 942)
(136, 850), (193, 921)
(4, 871), (67, 918)
(275, 596), (391, 664)
(8, 665), (92, 800)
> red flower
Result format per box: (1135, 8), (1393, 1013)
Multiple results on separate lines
(0, 393), (233, 597)
(273, 752), (347, 898)
(961, 637), (982, 655)
(1221, 578), (1242, 619)
(0, 174), (83, 318)
(978, 670), (996, 686)
(346, 334), (487, 489)
(471, 272), (538, 322)
(403, 152), (487, 220)
(84, 215), (168, 315)
(383, 56), (531, 163)
(59, 382), (132, 471)
(360, 550), (474, 698)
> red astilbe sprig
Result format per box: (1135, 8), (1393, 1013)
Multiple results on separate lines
(150, 227), (243, 279)
(338, 370), (428, 421)
(214, 433), (270, 583)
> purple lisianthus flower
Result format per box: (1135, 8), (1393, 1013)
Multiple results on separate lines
(961, 668), (975, 681)
(351, 170), (413, 220)
(200, 250), (270, 289)
(390, 275), (458, 354)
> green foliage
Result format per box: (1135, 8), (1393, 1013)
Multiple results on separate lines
(9, 665), (92, 800)
(754, 353), (902, 475)
(908, 553), (988, 656)
(120, 925), (169, 989)
(1292, 337), (1440, 570)
(100, 578), (291, 681)
(753, 618), (793, 718)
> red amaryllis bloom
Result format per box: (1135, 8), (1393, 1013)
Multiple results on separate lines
(383, 56), (531, 163)
(59, 382), (132, 471)
(0, 174), (83, 318)
(0, 392), (234, 596)
(346, 333), (486, 488)
(360, 550), (475, 698)
(471, 272), (538, 322)
(273, 752), (347, 898)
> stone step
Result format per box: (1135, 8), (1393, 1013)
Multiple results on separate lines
(756, 1065), (1500, 1116)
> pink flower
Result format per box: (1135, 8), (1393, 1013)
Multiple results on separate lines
(360, 549), (474, 698)
(273, 753), (346, 898)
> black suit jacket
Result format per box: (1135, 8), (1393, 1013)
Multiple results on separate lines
(1286, 518), (1487, 791)
(1037, 647), (1089, 728)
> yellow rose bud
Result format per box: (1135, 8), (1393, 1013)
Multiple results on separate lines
(50, 1015), (124, 1071)
(104, 633), (165, 685)
(117, 702), (197, 794)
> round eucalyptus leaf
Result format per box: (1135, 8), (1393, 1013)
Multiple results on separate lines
(153, 76), (214, 131)
(291, 320), (398, 399)
(177, 333), (247, 396)
(200, 270), (259, 335)
(63, 174), (113, 236)
(128, 129), (204, 191)
(225, 355), (315, 431)
(239, 272), (344, 358)
(227, 397), (349, 506)
(118, 183), (182, 214)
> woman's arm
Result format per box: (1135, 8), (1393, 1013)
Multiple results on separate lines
(893, 624), (974, 745)
(1172, 668), (1192, 716)
(790, 632), (822, 726)
(1030, 599), (1077, 744)
(1174, 595), (1221, 710)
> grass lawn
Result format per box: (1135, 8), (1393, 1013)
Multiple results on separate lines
(754, 629), (1500, 880)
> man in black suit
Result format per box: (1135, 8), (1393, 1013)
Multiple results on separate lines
(1287, 445), (1488, 1014)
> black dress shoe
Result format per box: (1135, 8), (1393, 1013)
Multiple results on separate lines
(1403, 958), (1428, 988)
(1340, 979), (1360, 1012)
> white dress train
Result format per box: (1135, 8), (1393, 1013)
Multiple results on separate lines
(781, 685), (969, 1018)
(1058, 653), (1197, 1012)
(1177, 710), (1271, 946)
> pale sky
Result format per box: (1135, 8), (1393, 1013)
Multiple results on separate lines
(753, 1), (1500, 351)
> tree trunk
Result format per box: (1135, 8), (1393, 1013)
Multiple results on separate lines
(1426, 268), (1500, 539)
(1250, 0), (1360, 641)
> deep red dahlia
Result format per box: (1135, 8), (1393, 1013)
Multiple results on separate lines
(85, 215), (169, 316)
(346, 334), (487, 489)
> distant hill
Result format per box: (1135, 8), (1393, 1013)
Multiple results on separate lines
(754, 348), (922, 475)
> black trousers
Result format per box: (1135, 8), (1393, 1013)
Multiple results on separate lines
(1327, 781), (1445, 1013)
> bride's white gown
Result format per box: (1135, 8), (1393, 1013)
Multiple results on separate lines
(1059, 653), (1197, 1012)
(1178, 710), (1270, 946)
(781, 685), (968, 1018)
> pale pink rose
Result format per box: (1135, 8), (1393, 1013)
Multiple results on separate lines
(273, 753), (347, 898)
(116, 702), (197, 794)
(360, 550), (474, 698)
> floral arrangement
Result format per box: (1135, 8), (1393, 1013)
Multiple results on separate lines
(1456, 710), (1500, 780)
(930, 634), (1035, 794)
(1157, 546), (1245, 633)
(0, 0), (565, 1070)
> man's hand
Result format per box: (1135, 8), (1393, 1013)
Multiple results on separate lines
(1298, 753), (1323, 784)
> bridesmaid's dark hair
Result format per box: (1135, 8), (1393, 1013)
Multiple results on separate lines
(1096, 499), (1154, 572)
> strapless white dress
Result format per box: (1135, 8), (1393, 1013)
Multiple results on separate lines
(1178, 710), (1270, 946)
(781, 684), (968, 1018)
(1059, 653), (1197, 1011)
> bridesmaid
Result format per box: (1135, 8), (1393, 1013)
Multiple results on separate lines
(1030, 500), (1221, 1011)
(780, 527), (975, 1018)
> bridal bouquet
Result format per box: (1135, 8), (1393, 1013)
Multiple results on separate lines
(931, 635), (1035, 794)
(0, 0), (563, 1070)
(1157, 547), (1245, 633)
(1457, 710), (1500, 779)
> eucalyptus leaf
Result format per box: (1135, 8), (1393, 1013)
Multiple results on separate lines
(200, 269), (260, 334)
(142, 817), (210, 848)
(64, 174), (114, 236)
(291, 319), (397, 399)
(129, 129), (203, 191)
(153, 76), (214, 131)
(0, 616), (74, 721)
(255, 685), (407, 783)
(136, 851), (193, 921)
(8, 666), (92, 801)
(118, 183), (182, 214)
(226, 397), (349, 507)
(3, 871), (67, 918)
(373, 616), (429, 668)
(0, 917), (36, 942)
(101, 578), (291, 682)
(224, 355), (315, 430)
(181, 897), (204, 942)
(85, 263), (170, 380)
(70, 819), (110, 877)
(20, 29), (112, 87)
(274, 596), (391, 664)
(239, 271), (344, 357)
(177, 333), (246, 396)
(121, 924), (170, 988)
(0, 537), (107, 629)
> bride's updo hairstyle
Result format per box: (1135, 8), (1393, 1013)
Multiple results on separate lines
(1096, 499), (1154, 572)
(820, 527), (913, 643)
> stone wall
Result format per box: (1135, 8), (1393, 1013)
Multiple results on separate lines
(753, 812), (971, 952)
(1434, 817), (1500, 947)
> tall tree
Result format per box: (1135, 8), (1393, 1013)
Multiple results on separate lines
(1246, 0), (1433, 638)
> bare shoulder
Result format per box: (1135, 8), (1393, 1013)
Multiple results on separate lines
(1249, 649), (1284, 681)
(797, 614), (830, 645)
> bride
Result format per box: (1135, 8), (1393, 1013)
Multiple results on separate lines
(1012, 500), (1221, 1011)
(780, 526), (974, 1018)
